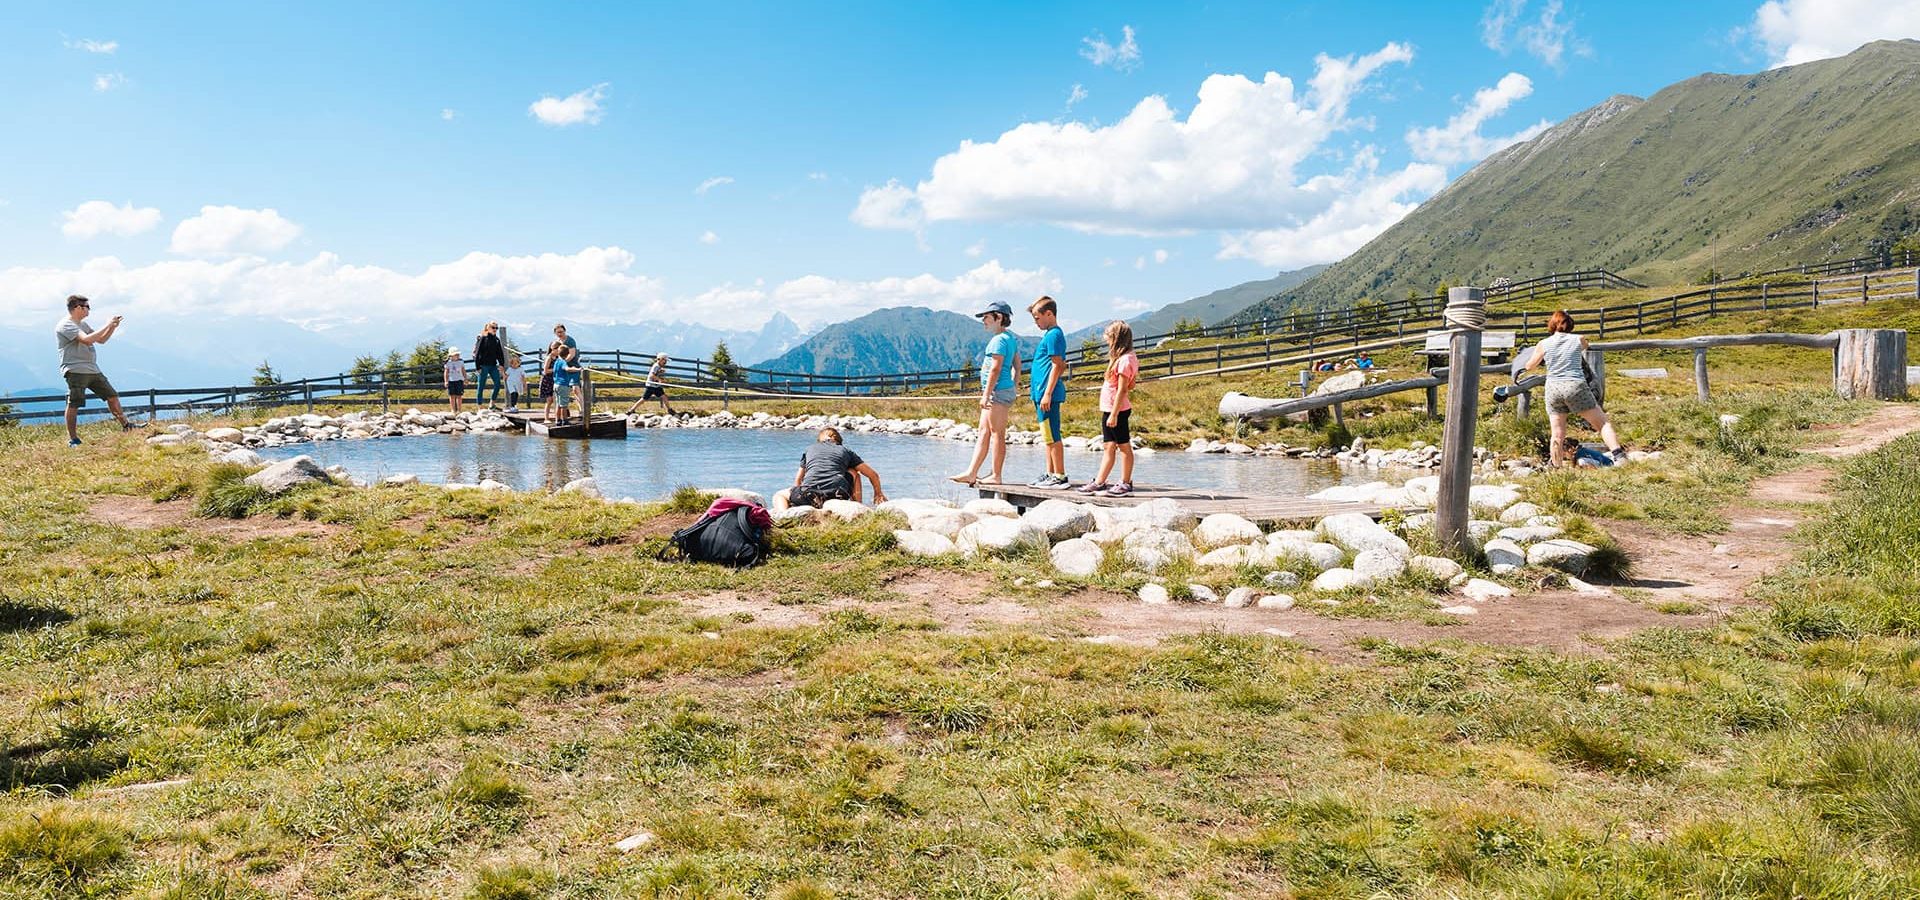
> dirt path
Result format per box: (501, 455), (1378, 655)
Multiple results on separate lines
(684, 403), (1920, 658)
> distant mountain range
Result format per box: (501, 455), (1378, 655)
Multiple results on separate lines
(752, 307), (1033, 379)
(1232, 40), (1920, 323)
(1065, 265), (1328, 346)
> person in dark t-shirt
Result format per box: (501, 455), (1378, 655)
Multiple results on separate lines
(774, 427), (886, 511)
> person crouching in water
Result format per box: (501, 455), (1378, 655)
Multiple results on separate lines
(949, 300), (1018, 486)
(773, 427), (886, 512)
(1520, 310), (1627, 467)
(1078, 320), (1138, 496)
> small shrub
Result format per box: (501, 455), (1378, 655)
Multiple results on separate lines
(661, 485), (717, 514)
(468, 864), (552, 900)
(1548, 723), (1677, 776)
(195, 464), (271, 519)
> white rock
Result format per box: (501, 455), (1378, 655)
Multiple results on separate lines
(1263, 571), (1300, 588)
(893, 530), (957, 557)
(1196, 544), (1270, 568)
(1528, 539), (1599, 575)
(1402, 476), (1440, 506)
(1467, 520), (1503, 543)
(243, 455), (328, 494)
(956, 517), (1048, 557)
(1139, 584), (1171, 605)
(1224, 587), (1257, 609)
(1194, 513), (1263, 547)
(1496, 525), (1565, 546)
(1438, 605), (1479, 616)
(822, 499), (868, 521)
(1023, 499), (1095, 542)
(705, 488), (766, 506)
(1408, 555), (1464, 581)
(1461, 579), (1514, 603)
(560, 477), (603, 498)
(205, 427), (244, 444)
(1082, 529), (1129, 547)
(1268, 529), (1318, 544)
(1187, 584), (1220, 604)
(1310, 568), (1361, 592)
(1256, 593), (1296, 611)
(1469, 484), (1523, 511)
(220, 448), (265, 468)
(962, 498), (1020, 519)
(1131, 498), (1198, 532)
(1269, 539), (1345, 572)
(380, 473), (419, 486)
(1316, 513), (1410, 559)
(1049, 538), (1104, 577)
(1567, 576), (1608, 595)
(1483, 538), (1526, 571)
(1123, 528), (1194, 572)
(147, 433), (184, 446)
(1350, 548), (1407, 585)
(1499, 502), (1544, 524)
(615, 830), (655, 852)
(772, 506), (823, 523)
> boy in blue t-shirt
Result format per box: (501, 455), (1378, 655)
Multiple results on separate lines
(1026, 296), (1070, 488)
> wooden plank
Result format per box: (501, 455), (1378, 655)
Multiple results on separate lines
(978, 482), (1383, 525)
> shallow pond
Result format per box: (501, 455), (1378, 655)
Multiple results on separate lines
(262, 429), (1382, 503)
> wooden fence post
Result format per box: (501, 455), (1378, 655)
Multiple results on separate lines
(381, 378), (390, 413)
(1833, 329), (1908, 400)
(1436, 287), (1485, 559)
(1585, 350), (1606, 406)
(147, 388), (157, 421)
(1914, 269), (1920, 302)
(1761, 282), (1769, 310)
(1424, 384), (1438, 417)
(304, 383), (314, 414)
(1863, 274), (1870, 304)
(1515, 390), (1531, 418)
(1692, 349), (1710, 402)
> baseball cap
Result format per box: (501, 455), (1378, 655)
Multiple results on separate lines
(975, 301), (1013, 319)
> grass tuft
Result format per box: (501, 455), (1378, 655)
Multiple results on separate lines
(194, 463), (271, 519)
(0, 806), (127, 890)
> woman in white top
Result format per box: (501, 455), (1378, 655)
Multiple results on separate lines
(1521, 310), (1626, 467)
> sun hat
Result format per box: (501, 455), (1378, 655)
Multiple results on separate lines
(975, 301), (1013, 319)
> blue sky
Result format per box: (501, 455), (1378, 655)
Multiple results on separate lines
(2, 0), (1915, 350)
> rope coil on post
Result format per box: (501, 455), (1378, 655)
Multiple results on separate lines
(1443, 290), (1487, 333)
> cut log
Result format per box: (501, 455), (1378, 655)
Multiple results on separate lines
(1833, 328), (1909, 400)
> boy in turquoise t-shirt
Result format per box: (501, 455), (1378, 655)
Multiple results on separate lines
(949, 301), (1019, 486)
(1026, 296), (1069, 487)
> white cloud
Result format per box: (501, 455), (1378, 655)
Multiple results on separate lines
(1133, 256), (1147, 270)
(66, 38), (118, 54)
(1111, 297), (1152, 314)
(695, 176), (735, 195)
(1067, 83), (1089, 108)
(93, 72), (127, 92)
(765, 260), (1061, 327)
(1081, 25), (1142, 71)
(699, 230), (719, 245)
(1406, 72), (1550, 165)
(807, 171), (829, 181)
(528, 83), (608, 126)
(1152, 248), (1169, 264)
(1753, 0), (1920, 67)
(441, 108), (457, 121)
(851, 43), (1414, 236)
(61, 201), (162, 239)
(169, 206), (302, 257)
(1217, 148), (1447, 269)
(1481, 0), (1589, 69)
(965, 239), (987, 258)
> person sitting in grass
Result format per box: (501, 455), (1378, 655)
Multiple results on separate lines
(773, 427), (886, 512)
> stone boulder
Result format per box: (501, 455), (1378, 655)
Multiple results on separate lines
(1316, 513), (1410, 559)
(560, 477), (603, 499)
(1350, 549), (1407, 585)
(1498, 502), (1543, 525)
(1528, 539), (1599, 575)
(243, 455), (328, 495)
(821, 499), (868, 521)
(1408, 555), (1464, 582)
(1269, 539), (1345, 572)
(962, 498), (1020, 519)
(1310, 568), (1361, 592)
(1468, 484), (1523, 512)
(1123, 528), (1194, 573)
(380, 473), (420, 487)
(1263, 571), (1300, 588)
(956, 517), (1048, 557)
(893, 530), (957, 557)
(705, 488), (767, 506)
(1049, 538), (1104, 577)
(205, 427), (244, 444)
(1139, 584), (1171, 605)
(1257, 593), (1296, 610)
(1483, 538), (1526, 573)
(220, 448), (265, 468)
(1461, 579), (1514, 603)
(1224, 587), (1257, 609)
(1496, 525), (1565, 546)
(1131, 498), (1198, 532)
(1194, 513), (1263, 547)
(1023, 499), (1095, 542)
(1196, 544), (1270, 568)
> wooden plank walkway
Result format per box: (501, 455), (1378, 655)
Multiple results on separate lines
(978, 482), (1382, 525)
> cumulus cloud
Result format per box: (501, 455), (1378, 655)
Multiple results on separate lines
(1067, 83), (1088, 108)
(441, 108), (457, 121)
(1153, 248), (1169, 264)
(93, 72), (127, 92)
(1752, 0), (1920, 67)
(965, 239), (986, 258)
(1406, 72), (1550, 164)
(66, 38), (118, 54)
(61, 201), (162, 239)
(851, 43), (1415, 237)
(764, 260), (1061, 327)
(696, 176), (734, 195)
(1081, 25), (1142, 71)
(1217, 149), (1447, 269)
(169, 206), (302, 257)
(1481, 0), (1589, 69)
(699, 230), (719, 245)
(528, 83), (608, 126)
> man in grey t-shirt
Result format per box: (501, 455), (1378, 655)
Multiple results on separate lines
(773, 427), (886, 511)
(56, 295), (142, 446)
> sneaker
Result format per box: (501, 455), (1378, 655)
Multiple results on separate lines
(1100, 482), (1134, 497)
(1609, 447), (1629, 464)
(68, 438), (82, 447)
(1046, 473), (1071, 487)
(1026, 474), (1054, 488)
(1074, 481), (1110, 495)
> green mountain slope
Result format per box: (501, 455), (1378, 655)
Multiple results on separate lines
(753, 306), (1020, 379)
(1233, 40), (1920, 323)
(1071, 265), (1327, 344)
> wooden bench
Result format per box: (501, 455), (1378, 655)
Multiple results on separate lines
(1418, 330), (1515, 366)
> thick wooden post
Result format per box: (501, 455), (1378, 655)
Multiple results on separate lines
(1436, 287), (1485, 558)
(1424, 384), (1438, 417)
(1515, 390), (1531, 418)
(1584, 350), (1606, 405)
(1833, 329), (1908, 400)
(305, 383), (314, 414)
(1913, 269), (1919, 302)
(1761, 282), (1769, 310)
(1692, 349), (1710, 402)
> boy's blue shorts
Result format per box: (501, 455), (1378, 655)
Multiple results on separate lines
(1034, 400), (1063, 443)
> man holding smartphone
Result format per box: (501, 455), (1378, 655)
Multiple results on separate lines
(57, 295), (143, 446)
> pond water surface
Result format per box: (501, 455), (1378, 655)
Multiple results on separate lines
(262, 429), (1382, 503)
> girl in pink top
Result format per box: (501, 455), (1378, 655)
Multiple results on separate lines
(1079, 321), (1138, 497)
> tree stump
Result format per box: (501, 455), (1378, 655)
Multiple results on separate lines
(1833, 329), (1908, 400)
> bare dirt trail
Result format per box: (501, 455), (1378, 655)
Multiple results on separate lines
(685, 403), (1920, 659)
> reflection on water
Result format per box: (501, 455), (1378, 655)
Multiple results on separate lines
(263, 429), (1384, 502)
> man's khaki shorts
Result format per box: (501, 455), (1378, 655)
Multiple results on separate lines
(65, 371), (118, 406)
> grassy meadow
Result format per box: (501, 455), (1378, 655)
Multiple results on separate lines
(3, 301), (1919, 898)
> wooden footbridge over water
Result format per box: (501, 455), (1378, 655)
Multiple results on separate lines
(978, 482), (1384, 525)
